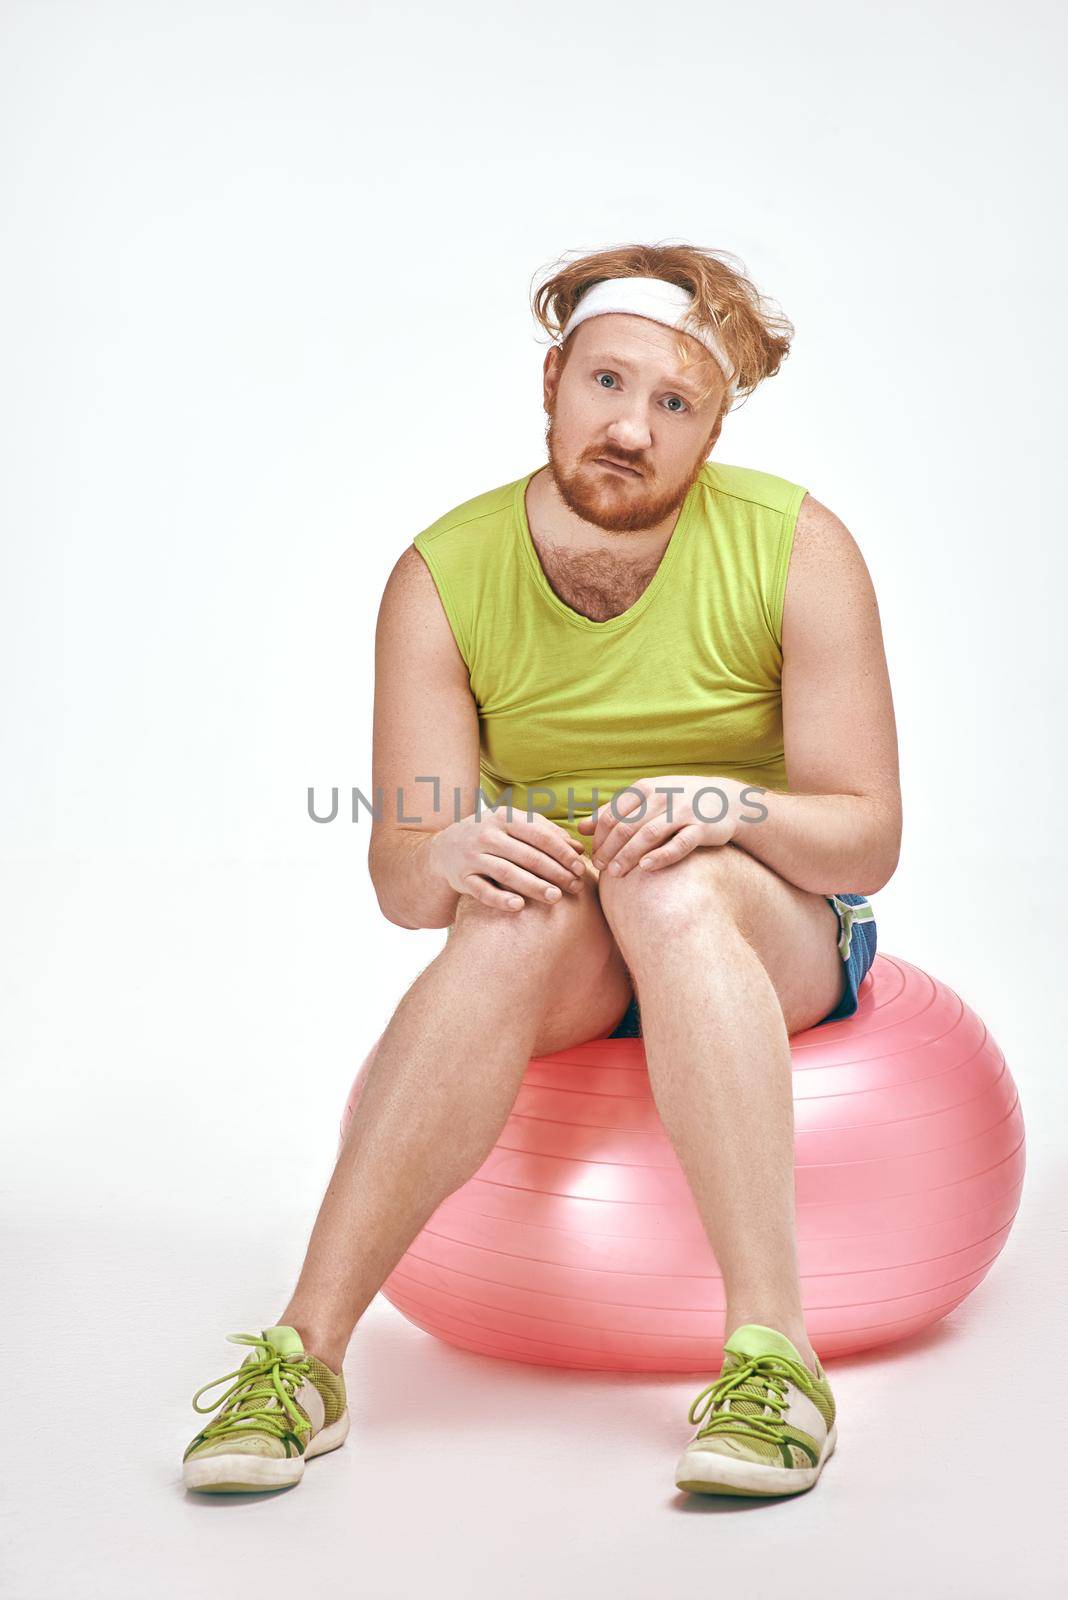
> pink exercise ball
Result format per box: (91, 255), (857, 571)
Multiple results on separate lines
(338, 953), (1024, 1372)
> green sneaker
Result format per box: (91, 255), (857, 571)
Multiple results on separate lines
(183, 1326), (349, 1493)
(674, 1324), (837, 1497)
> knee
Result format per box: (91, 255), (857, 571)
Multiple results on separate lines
(597, 840), (754, 943)
(447, 882), (587, 972)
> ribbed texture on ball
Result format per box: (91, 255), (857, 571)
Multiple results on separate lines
(338, 955), (1024, 1371)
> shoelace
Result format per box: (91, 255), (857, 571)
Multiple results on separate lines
(687, 1353), (815, 1445)
(191, 1332), (314, 1442)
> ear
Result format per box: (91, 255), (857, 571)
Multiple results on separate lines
(705, 408), (724, 453)
(543, 345), (561, 410)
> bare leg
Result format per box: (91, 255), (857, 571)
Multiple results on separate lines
(598, 845), (845, 1377)
(275, 880), (632, 1370)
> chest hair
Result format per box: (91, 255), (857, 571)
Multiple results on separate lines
(532, 538), (664, 623)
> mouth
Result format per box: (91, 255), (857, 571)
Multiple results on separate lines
(597, 457), (642, 477)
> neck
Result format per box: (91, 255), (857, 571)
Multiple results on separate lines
(527, 464), (682, 558)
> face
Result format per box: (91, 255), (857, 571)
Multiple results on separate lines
(541, 313), (728, 533)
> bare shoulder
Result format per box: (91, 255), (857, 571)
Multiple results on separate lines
(381, 542), (441, 606)
(378, 543), (452, 629)
(375, 543), (469, 676)
(792, 492), (868, 566)
(784, 492), (878, 618)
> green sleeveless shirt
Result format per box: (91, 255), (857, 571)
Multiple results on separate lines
(412, 461), (807, 857)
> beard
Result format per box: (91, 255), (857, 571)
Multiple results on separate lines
(543, 405), (713, 534)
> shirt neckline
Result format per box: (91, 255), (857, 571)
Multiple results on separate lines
(512, 465), (701, 634)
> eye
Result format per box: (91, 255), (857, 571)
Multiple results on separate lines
(594, 373), (688, 413)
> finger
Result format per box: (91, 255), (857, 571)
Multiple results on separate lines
(631, 824), (706, 872)
(507, 817), (588, 875)
(527, 834), (589, 884)
(594, 806), (666, 869)
(587, 806), (620, 859)
(489, 836), (586, 892)
(477, 854), (578, 904)
(460, 873), (528, 911)
(578, 812), (609, 843)
(582, 805), (608, 852)
(601, 818), (670, 876)
(591, 793), (651, 859)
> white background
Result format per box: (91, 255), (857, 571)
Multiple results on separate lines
(2, 2), (1065, 1596)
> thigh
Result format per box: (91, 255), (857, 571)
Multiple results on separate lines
(446, 875), (636, 1055)
(596, 843), (847, 1037)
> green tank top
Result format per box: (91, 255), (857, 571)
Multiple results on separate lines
(412, 461), (807, 856)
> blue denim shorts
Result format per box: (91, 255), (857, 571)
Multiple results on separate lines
(606, 892), (878, 1037)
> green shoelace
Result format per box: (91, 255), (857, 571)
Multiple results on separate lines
(191, 1332), (314, 1443)
(687, 1353), (816, 1445)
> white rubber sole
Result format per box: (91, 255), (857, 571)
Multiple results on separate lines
(675, 1421), (837, 1497)
(183, 1410), (350, 1493)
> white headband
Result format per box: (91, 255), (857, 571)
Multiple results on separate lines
(558, 275), (736, 398)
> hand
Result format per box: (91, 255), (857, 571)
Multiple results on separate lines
(428, 811), (588, 911)
(577, 776), (757, 876)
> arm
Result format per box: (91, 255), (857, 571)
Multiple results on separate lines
(370, 545), (591, 924)
(731, 493), (902, 897)
(367, 545), (482, 929)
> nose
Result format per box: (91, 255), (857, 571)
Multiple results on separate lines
(604, 418), (653, 457)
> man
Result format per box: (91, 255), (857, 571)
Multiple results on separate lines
(182, 246), (900, 1499)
